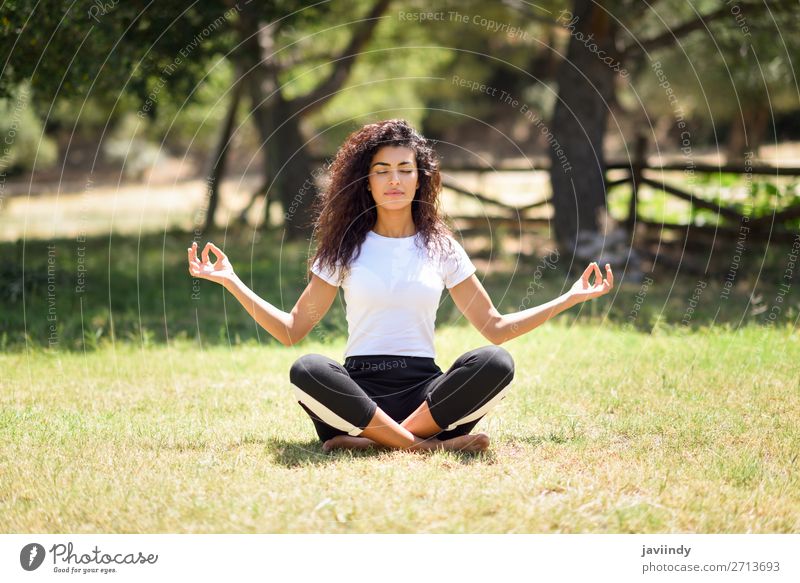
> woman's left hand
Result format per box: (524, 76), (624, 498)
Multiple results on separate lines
(569, 262), (614, 303)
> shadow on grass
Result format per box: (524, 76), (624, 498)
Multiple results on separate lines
(265, 438), (332, 467)
(4, 228), (799, 352)
(265, 437), (497, 467)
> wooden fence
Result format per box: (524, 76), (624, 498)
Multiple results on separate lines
(441, 137), (800, 245)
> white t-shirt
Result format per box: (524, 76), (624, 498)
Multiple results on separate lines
(311, 230), (476, 358)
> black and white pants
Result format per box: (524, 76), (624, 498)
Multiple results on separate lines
(289, 346), (515, 442)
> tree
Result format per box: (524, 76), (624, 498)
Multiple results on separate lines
(230, 0), (391, 240)
(0, 0), (391, 238)
(540, 0), (799, 256)
(547, 0), (618, 256)
(634, 11), (800, 161)
(1, 0), (249, 236)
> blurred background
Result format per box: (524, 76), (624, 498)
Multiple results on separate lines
(1, 0), (799, 351)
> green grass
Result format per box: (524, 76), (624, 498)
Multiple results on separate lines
(2, 324), (798, 533)
(3, 227), (799, 354)
(606, 172), (800, 229)
(2, 223), (798, 532)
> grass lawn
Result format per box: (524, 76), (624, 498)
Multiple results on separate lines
(2, 324), (798, 533)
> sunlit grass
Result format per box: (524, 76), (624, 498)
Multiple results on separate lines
(2, 324), (798, 533)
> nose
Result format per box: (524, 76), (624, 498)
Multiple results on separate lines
(388, 170), (401, 184)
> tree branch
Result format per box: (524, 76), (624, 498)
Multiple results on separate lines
(289, 0), (392, 116)
(277, 49), (337, 70)
(624, 0), (668, 22)
(500, 0), (564, 28)
(621, 1), (764, 58)
(202, 65), (245, 234)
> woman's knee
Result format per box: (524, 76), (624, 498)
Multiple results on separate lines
(289, 353), (334, 387)
(473, 345), (515, 382)
(291, 355), (374, 437)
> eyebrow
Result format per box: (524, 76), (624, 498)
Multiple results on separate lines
(371, 160), (414, 168)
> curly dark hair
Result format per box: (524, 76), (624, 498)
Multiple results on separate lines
(309, 119), (454, 283)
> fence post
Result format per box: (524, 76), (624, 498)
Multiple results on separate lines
(627, 134), (648, 231)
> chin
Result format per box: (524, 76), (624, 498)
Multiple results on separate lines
(381, 199), (412, 208)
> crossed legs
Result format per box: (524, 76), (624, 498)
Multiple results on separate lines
(290, 346), (515, 453)
(323, 402), (491, 453)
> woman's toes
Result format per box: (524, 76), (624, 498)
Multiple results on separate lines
(439, 432), (490, 452)
(322, 435), (374, 452)
(473, 433), (490, 450)
(461, 433), (490, 451)
(322, 436), (344, 452)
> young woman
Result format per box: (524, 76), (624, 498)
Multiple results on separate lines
(187, 119), (613, 453)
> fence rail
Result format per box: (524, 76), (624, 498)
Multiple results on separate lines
(440, 138), (800, 242)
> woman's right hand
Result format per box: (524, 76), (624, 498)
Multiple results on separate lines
(187, 241), (236, 285)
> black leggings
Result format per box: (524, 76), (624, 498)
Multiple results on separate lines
(289, 346), (515, 442)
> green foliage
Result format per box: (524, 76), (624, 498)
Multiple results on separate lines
(1, 1), (234, 105)
(609, 172), (800, 227)
(618, 0), (800, 142)
(143, 57), (238, 151)
(0, 0), (363, 107)
(0, 83), (57, 173)
(102, 113), (164, 179)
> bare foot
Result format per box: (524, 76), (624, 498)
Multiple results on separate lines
(322, 435), (383, 453)
(408, 433), (490, 453)
(439, 432), (490, 452)
(323, 433), (490, 453)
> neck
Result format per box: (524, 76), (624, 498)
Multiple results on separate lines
(372, 210), (416, 238)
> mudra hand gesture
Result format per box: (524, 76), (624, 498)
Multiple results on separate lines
(187, 241), (235, 285)
(569, 262), (614, 303)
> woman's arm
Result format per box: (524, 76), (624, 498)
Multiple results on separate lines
(448, 262), (613, 345)
(188, 242), (338, 346)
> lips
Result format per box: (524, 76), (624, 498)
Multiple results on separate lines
(385, 190), (403, 196)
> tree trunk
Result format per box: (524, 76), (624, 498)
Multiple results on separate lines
(235, 0), (390, 240)
(202, 68), (244, 234)
(238, 11), (317, 241)
(727, 104), (769, 161)
(269, 102), (317, 240)
(549, 0), (617, 255)
(246, 74), (317, 240)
